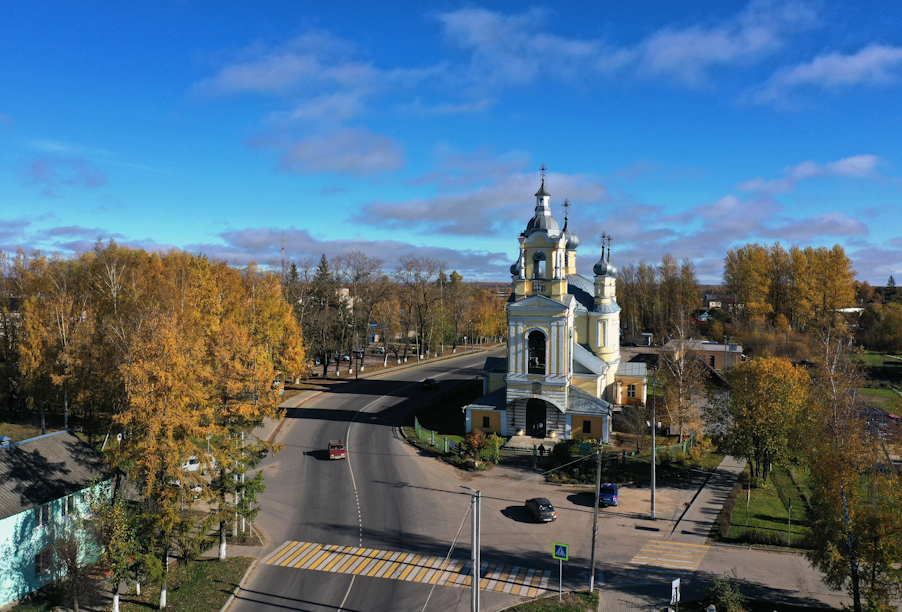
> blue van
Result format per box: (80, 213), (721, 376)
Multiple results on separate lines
(599, 483), (619, 507)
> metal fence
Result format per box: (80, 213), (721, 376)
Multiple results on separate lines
(654, 432), (697, 459)
(413, 417), (457, 454)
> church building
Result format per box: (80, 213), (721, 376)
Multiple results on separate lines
(464, 172), (647, 443)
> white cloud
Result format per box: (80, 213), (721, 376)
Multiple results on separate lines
(251, 127), (404, 175)
(438, 1), (816, 88)
(738, 154), (882, 194)
(356, 169), (609, 236)
(755, 44), (902, 103)
(634, 0), (816, 86)
(763, 212), (868, 240)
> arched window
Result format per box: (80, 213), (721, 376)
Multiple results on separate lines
(527, 330), (546, 375)
(532, 252), (546, 279)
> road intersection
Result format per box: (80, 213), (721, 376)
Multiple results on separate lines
(229, 350), (847, 612)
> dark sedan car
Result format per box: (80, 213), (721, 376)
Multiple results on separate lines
(525, 497), (557, 522)
(422, 378), (440, 389)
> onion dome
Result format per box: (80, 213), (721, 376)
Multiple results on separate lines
(562, 217), (580, 250)
(593, 255), (617, 278)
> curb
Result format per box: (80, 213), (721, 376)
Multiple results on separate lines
(219, 559), (257, 612)
(268, 390), (325, 443)
(707, 541), (808, 555)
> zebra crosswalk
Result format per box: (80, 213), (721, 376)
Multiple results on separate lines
(262, 541), (553, 597)
(606, 540), (709, 586)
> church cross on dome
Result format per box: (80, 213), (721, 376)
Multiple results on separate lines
(540, 163), (547, 180)
(563, 198), (570, 219)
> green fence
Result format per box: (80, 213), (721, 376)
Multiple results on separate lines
(413, 417), (456, 454)
(654, 432), (697, 459)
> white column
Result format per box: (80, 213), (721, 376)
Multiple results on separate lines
(518, 322), (526, 374)
(550, 324), (557, 376)
(557, 322), (564, 375)
(508, 322), (516, 371)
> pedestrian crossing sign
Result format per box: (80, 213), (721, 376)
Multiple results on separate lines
(553, 543), (569, 561)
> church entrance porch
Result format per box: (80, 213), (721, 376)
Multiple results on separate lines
(525, 398), (547, 437)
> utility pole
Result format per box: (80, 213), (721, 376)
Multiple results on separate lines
(463, 487), (481, 612)
(589, 448), (602, 592)
(650, 366), (657, 520)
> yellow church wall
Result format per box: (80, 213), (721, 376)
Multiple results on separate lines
(572, 316), (588, 345)
(472, 410), (502, 434)
(571, 416), (606, 439)
(573, 378), (599, 397)
(486, 372), (506, 394)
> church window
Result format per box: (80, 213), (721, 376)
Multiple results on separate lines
(627, 384), (636, 399)
(482, 416), (491, 428)
(527, 330), (546, 375)
(532, 252), (546, 279)
(583, 420), (592, 434)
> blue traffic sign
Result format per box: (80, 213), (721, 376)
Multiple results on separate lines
(552, 543), (569, 561)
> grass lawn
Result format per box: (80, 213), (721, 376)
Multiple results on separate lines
(723, 464), (812, 548)
(858, 387), (900, 399)
(858, 351), (891, 366)
(0, 421), (61, 443)
(119, 557), (253, 612)
(858, 387), (901, 410)
(502, 591), (598, 611)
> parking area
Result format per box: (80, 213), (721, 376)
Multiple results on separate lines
(455, 461), (707, 574)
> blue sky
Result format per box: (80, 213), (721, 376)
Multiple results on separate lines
(2, 1), (901, 283)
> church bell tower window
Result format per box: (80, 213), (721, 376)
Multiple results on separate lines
(532, 252), (546, 279)
(527, 330), (547, 375)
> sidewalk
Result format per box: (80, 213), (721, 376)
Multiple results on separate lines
(667, 455), (746, 545)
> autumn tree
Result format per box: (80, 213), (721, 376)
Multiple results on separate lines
(394, 255), (446, 358)
(444, 271), (470, 351)
(333, 250), (386, 354)
(715, 357), (811, 480)
(806, 332), (902, 611)
(658, 326), (708, 443)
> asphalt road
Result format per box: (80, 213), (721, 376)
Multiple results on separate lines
(229, 350), (849, 612)
(230, 350), (518, 612)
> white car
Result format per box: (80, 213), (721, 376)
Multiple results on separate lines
(181, 454), (216, 473)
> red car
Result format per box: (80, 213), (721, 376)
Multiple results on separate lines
(329, 440), (347, 460)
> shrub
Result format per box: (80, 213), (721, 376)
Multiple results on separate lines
(739, 528), (785, 547)
(717, 471), (748, 540)
(705, 574), (747, 612)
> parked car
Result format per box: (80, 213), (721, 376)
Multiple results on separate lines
(599, 483), (619, 507)
(329, 440), (347, 460)
(340, 353), (351, 362)
(373, 346), (385, 354)
(422, 378), (440, 389)
(181, 453), (216, 473)
(352, 349), (364, 358)
(525, 498), (556, 522)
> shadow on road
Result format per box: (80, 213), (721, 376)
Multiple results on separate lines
(501, 504), (548, 524)
(235, 587), (364, 612)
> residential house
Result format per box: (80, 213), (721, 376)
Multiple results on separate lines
(0, 431), (111, 608)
